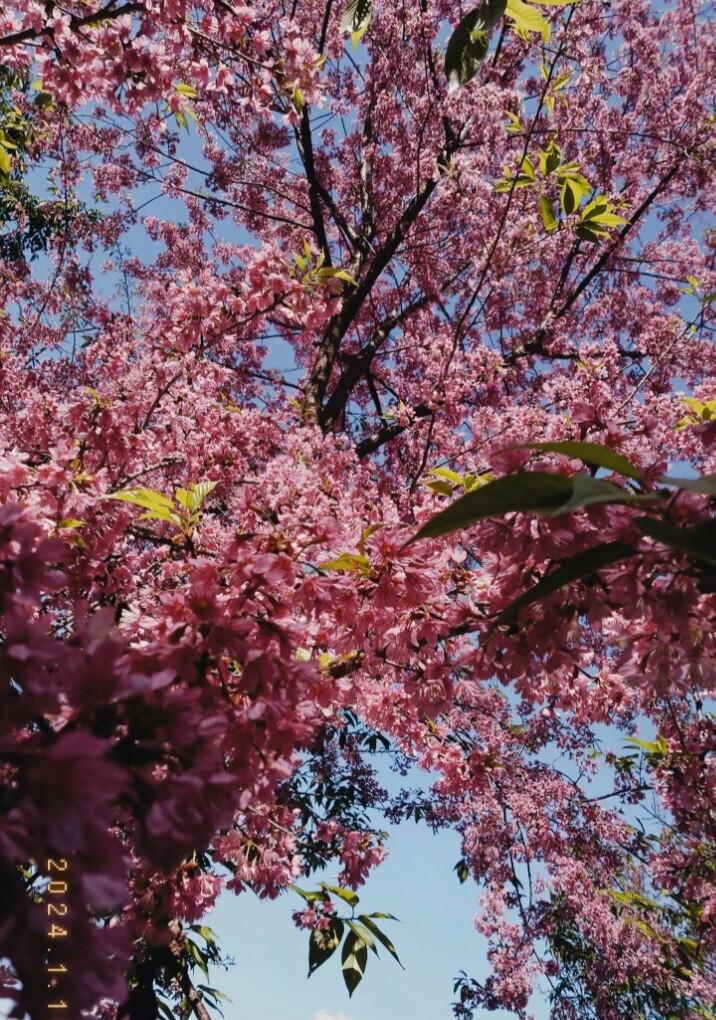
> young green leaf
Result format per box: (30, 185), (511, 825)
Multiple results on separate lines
(136, 509), (182, 525)
(560, 176), (582, 215)
(445, 0), (507, 92)
(623, 735), (669, 756)
(423, 478), (456, 496)
(505, 0), (550, 40)
(185, 939), (210, 981)
(317, 553), (371, 572)
(175, 480), (217, 512)
(105, 487), (176, 512)
(340, 0), (373, 48)
(319, 882), (360, 907)
(581, 198), (627, 228)
(290, 883), (330, 903)
(540, 196), (558, 232)
(550, 473), (652, 515)
(574, 222), (608, 243)
(428, 466), (465, 485)
(196, 985), (232, 1004)
(190, 925), (220, 945)
(157, 1001), (176, 1020)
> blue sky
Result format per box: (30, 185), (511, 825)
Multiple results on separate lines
(201, 817), (520, 1020)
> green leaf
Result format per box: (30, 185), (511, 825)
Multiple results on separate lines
(410, 471), (574, 542)
(316, 267), (358, 285)
(318, 553), (371, 572)
(157, 1001), (176, 1020)
(185, 939), (210, 981)
(574, 222), (608, 243)
(519, 155), (535, 182)
(357, 521), (387, 554)
(493, 541), (636, 625)
(540, 143), (562, 175)
(340, 0), (372, 47)
(582, 207), (627, 228)
(290, 883), (329, 903)
(445, 0), (507, 92)
(505, 0), (550, 39)
(550, 473), (652, 515)
(560, 176), (582, 215)
(308, 919), (344, 976)
(190, 925), (219, 945)
(660, 473), (716, 495)
(428, 467), (465, 485)
(423, 479), (456, 496)
(0, 143), (11, 177)
(504, 110), (524, 133)
(175, 83), (198, 97)
(175, 480), (217, 512)
(136, 509), (182, 525)
(341, 931), (368, 996)
(464, 471), (494, 491)
(347, 921), (379, 956)
(623, 735), (669, 756)
(410, 470), (655, 544)
(105, 487), (176, 512)
(319, 883), (359, 907)
(357, 915), (404, 968)
(196, 984), (232, 1003)
(634, 516), (716, 567)
(454, 859), (470, 884)
(514, 440), (643, 480)
(540, 196), (558, 232)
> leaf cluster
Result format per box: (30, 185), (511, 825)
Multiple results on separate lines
(293, 883), (402, 997)
(411, 440), (716, 623)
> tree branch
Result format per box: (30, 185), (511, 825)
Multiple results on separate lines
(0, 2), (145, 48)
(320, 292), (430, 426)
(296, 107), (333, 262)
(306, 124), (469, 426)
(356, 404), (433, 459)
(554, 157), (685, 320)
(178, 968), (214, 1020)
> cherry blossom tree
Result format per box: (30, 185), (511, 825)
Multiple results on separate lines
(1, 0), (715, 1017)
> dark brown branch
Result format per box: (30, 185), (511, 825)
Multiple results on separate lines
(554, 157), (685, 319)
(306, 125), (468, 425)
(356, 404), (433, 459)
(296, 107), (332, 262)
(320, 292), (430, 426)
(0, 1), (144, 48)
(179, 968), (213, 1020)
